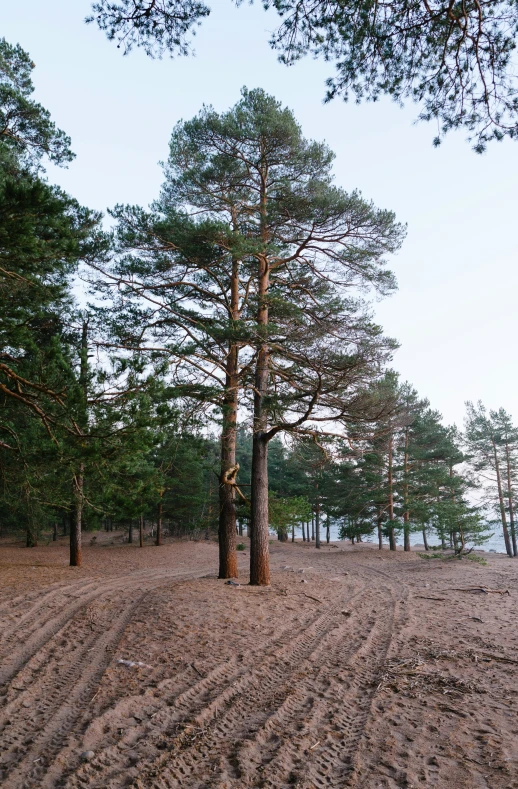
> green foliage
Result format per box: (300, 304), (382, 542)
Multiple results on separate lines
(0, 38), (74, 172)
(88, 0), (210, 58)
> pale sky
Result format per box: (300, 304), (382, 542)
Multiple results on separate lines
(4, 0), (518, 429)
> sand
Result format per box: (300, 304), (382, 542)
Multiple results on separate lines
(0, 534), (517, 788)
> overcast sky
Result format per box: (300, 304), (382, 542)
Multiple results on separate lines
(4, 0), (518, 429)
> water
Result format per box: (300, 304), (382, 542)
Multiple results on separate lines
(315, 523), (510, 554)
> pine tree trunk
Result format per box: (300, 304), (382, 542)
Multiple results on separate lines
(388, 434), (396, 551)
(139, 514), (144, 548)
(422, 528), (429, 551)
(311, 516), (315, 541)
(315, 494), (321, 549)
(302, 521), (306, 542)
(70, 464), (83, 567)
(504, 439), (518, 557)
(249, 221), (271, 585)
(250, 432), (270, 585)
(128, 519), (133, 544)
(403, 428), (410, 551)
(326, 518), (330, 544)
(52, 522), (58, 541)
(492, 438), (513, 557)
(291, 524), (295, 542)
(218, 368), (239, 578)
(156, 499), (163, 546)
(377, 507), (383, 550)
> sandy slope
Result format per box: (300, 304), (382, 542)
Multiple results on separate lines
(0, 536), (517, 788)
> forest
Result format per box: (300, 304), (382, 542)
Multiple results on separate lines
(2, 32), (518, 587)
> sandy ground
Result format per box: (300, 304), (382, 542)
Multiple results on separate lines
(0, 535), (517, 789)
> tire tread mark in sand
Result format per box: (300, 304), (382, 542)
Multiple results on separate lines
(0, 568), (212, 689)
(223, 590), (382, 789)
(70, 603), (351, 789)
(0, 589), (148, 789)
(60, 596), (357, 789)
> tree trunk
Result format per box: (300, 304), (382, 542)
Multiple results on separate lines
(156, 499), (163, 546)
(492, 438), (513, 557)
(128, 519), (133, 544)
(250, 205), (271, 585)
(388, 434), (396, 551)
(302, 521), (306, 542)
(291, 524), (295, 542)
(504, 439), (518, 557)
(403, 428), (410, 551)
(315, 494), (321, 549)
(52, 522), (58, 541)
(70, 464), (83, 567)
(250, 432), (270, 585)
(377, 507), (383, 550)
(311, 516), (315, 541)
(422, 528), (429, 551)
(139, 513), (144, 548)
(326, 518), (330, 544)
(218, 250), (240, 577)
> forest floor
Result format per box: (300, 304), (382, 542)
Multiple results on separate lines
(0, 535), (517, 789)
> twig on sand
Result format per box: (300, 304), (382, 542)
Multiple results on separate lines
(415, 595), (447, 601)
(309, 740), (321, 750)
(191, 662), (204, 678)
(443, 587), (510, 595)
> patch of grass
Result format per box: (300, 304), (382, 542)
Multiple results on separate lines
(466, 553), (488, 565)
(417, 552), (445, 560)
(236, 543), (246, 551)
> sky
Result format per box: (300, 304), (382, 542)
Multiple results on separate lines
(3, 0), (518, 429)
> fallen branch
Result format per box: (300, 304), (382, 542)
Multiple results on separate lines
(415, 595), (447, 601)
(444, 587), (510, 595)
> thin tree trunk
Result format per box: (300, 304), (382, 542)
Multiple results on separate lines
(52, 522), (58, 541)
(71, 320), (88, 568)
(311, 516), (315, 541)
(315, 493), (321, 549)
(504, 439), (518, 557)
(491, 438), (513, 557)
(388, 434), (396, 551)
(156, 499), (163, 546)
(139, 513), (144, 548)
(128, 519), (133, 544)
(70, 464), (83, 567)
(302, 521), (306, 542)
(377, 507), (383, 550)
(291, 524), (295, 542)
(403, 427), (410, 551)
(326, 517), (330, 544)
(422, 528), (429, 551)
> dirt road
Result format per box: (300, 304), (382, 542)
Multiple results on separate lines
(0, 538), (517, 788)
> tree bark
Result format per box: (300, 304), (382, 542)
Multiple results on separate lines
(139, 513), (144, 548)
(156, 499), (163, 546)
(403, 427), (410, 551)
(504, 438), (518, 557)
(250, 182), (271, 585)
(70, 464), (83, 567)
(250, 432), (270, 584)
(311, 516), (315, 541)
(377, 507), (383, 550)
(491, 437), (513, 557)
(315, 493), (321, 549)
(128, 519), (133, 544)
(218, 249), (240, 578)
(326, 517), (330, 544)
(422, 528), (429, 551)
(52, 522), (58, 541)
(388, 434), (396, 551)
